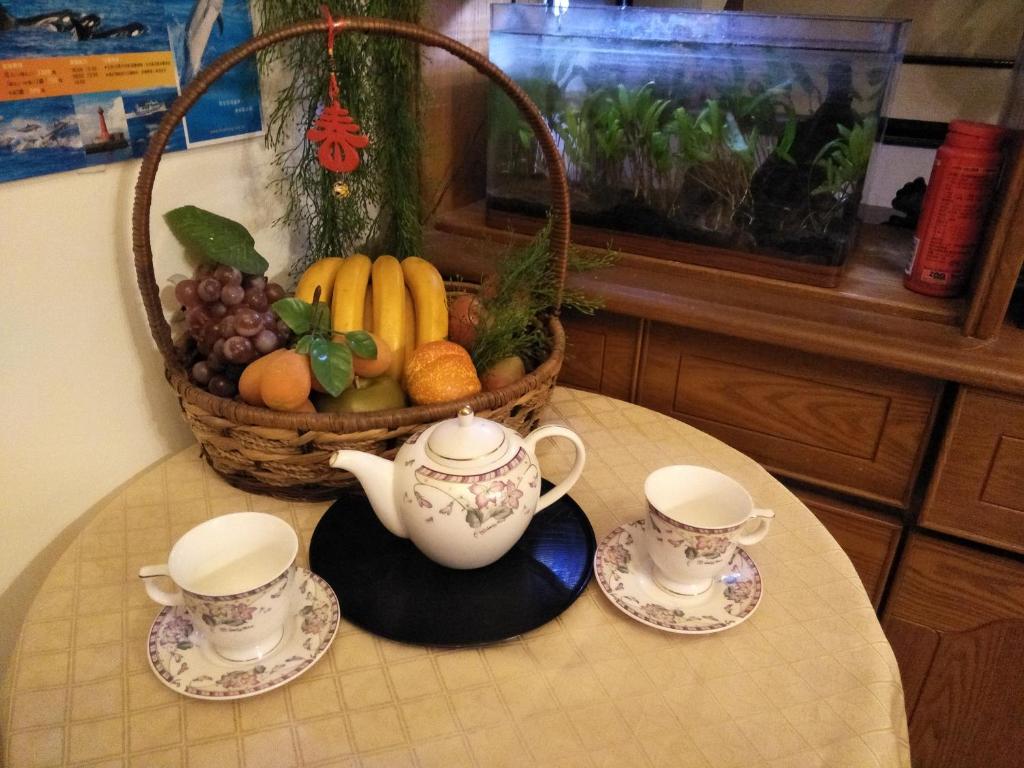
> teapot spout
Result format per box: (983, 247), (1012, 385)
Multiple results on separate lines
(329, 451), (408, 539)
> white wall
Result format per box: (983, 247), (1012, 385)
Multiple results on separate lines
(861, 63), (1011, 209)
(1, 136), (294, 603)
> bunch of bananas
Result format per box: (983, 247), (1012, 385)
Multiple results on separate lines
(294, 254), (449, 380)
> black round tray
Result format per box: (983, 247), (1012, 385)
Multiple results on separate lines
(309, 481), (596, 646)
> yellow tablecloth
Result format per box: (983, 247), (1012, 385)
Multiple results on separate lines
(2, 387), (910, 767)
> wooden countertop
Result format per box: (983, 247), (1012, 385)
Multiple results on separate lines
(428, 203), (1024, 395)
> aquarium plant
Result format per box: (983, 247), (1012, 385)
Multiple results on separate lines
(810, 117), (877, 230)
(486, 4), (906, 269)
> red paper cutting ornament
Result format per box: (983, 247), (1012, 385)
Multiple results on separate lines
(307, 73), (369, 173)
(307, 7), (369, 174)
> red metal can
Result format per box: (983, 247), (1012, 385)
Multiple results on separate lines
(904, 120), (1007, 297)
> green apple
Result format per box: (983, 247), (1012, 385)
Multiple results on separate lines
(481, 356), (526, 392)
(314, 376), (407, 414)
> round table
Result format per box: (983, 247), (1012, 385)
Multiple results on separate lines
(2, 387), (911, 767)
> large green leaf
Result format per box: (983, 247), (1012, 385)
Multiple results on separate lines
(310, 300), (332, 334)
(272, 298), (312, 335)
(165, 205), (269, 274)
(345, 330), (377, 360)
(310, 338), (353, 397)
(294, 335), (313, 355)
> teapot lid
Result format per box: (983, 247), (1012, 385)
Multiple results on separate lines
(427, 406), (506, 464)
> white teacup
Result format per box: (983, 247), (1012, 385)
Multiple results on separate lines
(644, 465), (774, 597)
(139, 512), (298, 662)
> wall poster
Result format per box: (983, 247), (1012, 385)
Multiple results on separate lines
(0, 0), (263, 183)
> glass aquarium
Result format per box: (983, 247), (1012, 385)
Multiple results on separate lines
(487, 4), (908, 280)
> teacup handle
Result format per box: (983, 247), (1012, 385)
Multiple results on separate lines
(735, 508), (775, 546)
(139, 564), (185, 607)
(524, 425), (587, 513)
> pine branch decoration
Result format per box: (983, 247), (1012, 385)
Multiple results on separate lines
(253, 1), (423, 277)
(471, 223), (615, 374)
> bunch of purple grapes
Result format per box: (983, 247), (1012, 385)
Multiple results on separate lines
(174, 264), (291, 398)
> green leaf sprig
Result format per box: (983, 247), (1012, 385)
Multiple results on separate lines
(470, 221), (614, 374)
(272, 289), (377, 398)
(165, 205), (269, 275)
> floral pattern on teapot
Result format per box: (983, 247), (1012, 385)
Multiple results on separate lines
(409, 448), (540, 535)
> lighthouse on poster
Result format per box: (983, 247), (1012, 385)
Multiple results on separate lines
(84, 106), (128, 154)
(97, 107), (111, 142)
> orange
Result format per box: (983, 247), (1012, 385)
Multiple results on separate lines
(352, 333), (393, 379)
(238, 349), (286, 406)
(405, 341), (481, 405)
(260, 349), (312, 411)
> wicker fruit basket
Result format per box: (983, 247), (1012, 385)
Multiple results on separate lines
(132, 15), (572, 501)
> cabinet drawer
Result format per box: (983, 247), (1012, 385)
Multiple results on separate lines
(638, 324), (943, 507)
(559, 311), (640, 402)
(884, 533), (1024, 707)
(922, 388), (1024, 554)
(792, 489), (900, 608)
(885, 534), (1024, 633)
(883, 534), (1024, 766)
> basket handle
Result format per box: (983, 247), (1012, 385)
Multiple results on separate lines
(132, 16), (571, 372)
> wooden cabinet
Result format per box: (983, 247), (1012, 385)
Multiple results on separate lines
(555, 309), (914, 607)
(883, 534), (1024, 768)
(637, 323), (943, 508)
(921, 388), (1024, 555)
(793, 488), (901, 608)
(558, 310), (641, 402)
(421, 58), (1024, 761)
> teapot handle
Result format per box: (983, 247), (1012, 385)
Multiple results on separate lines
(523, 425), (587, 513)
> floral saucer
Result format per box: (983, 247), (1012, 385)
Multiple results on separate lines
(594, 520), (762, 634)
(147, 568), (340, 700)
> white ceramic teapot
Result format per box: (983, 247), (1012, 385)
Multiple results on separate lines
(329, 406), (586, 569)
